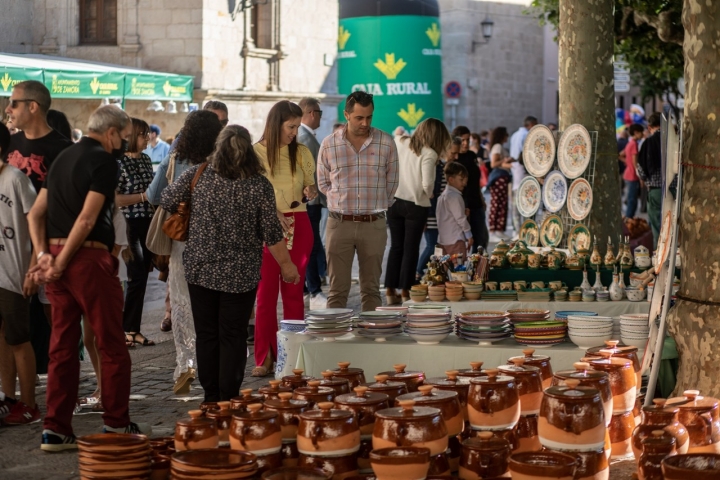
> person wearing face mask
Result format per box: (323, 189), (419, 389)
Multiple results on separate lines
(27, 105), (152, 451)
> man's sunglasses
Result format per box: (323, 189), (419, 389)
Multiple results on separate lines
(8, 99), (36, 109)
(313, 109), (323, 118)
(220, 119), (229, 127)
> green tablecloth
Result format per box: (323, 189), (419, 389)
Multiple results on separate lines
(488, 268), (632, 290)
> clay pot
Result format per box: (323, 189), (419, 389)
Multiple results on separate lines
(552, 362), (613, 427)
(509, 349), (554, 390)
(280, 441), (300, 467)
(608, 410), (635, 459)
(447, 435), (462, 473)
(261, 466), (332, 480)
(515, 414), (541, 453)
(283, 369), (313, 390)
(150, 457), (170, 480)
(560, 448), (609, 480)
(260, 380), (293, 401)
(425, 370), (471, 421)
(667, 390), (720, 454)
(509, 451), (577, 480)
(467, 369), (520, 431)
(373, 399), (448, 456)
(293, 380), (336, 409)
(199, 401), (219, 415)
(298, 452), (359, 480)
(639, 430), (676, 480)
(465, 426), (519, 452)
(586, 340), (642, 390)
(230, 403), (283, 455)
(498, 358), (544, 416)
(633, 398), (690, 460)
(331, 362), (367, 388)
(206, 401), (233, 445)
(538, 379), (606, 452)
(169, 448), (259, 477)
(335, 386), (390, 436)
(320, 370), (351, 396)
(662, 453), (720, 480)
(263, 392), (309, 441)
(456, 362), (487, 381)
(428, 452), (451, 476)
(231, 388), (265, 412)
(396, 385), (464, 437)
(634, 392), (646, 426)
(257, 451), (284, 475)
(364, 375), (408, 403)
(297, 402), (360, 456)
(369, 447), (431, 480)
(175, 410), (219, 451)
(586, 350), (637, 413)
(377, 364), (425, 393)
(357, 437), (373, 473)
(458, 431), (512, 480)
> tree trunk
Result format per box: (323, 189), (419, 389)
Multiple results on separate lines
(558, 0), (622, 243)
(666, 0), (720, 396)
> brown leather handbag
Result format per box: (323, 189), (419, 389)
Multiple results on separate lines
(162, 162), (208, 241)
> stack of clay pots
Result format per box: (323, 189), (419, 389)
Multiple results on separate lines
(498, 358), (544, 453)
(263, 392), (308, 467)
(229, 403), (283, 473)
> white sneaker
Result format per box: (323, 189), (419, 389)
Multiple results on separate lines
(304, 293), (311, 305)
(310, 292), (328, 310)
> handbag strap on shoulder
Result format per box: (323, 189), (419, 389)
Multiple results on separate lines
(190, 162), (208, 193)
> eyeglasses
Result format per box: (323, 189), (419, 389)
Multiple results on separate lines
(313, 110), (323, 118)
(8, 99), (35, 109)
(220, 119), (229, 127)
(281, 190), (309, 209)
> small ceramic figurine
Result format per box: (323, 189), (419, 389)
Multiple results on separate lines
(604, 236), (616, 269)
(620, 236), (634, 271)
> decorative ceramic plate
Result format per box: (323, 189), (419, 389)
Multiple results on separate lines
(542, 170), (568, 213)
(568, 223), (591, 254)
(558, 124), (592, 179)
(523, 124), (556, 177)
(519, 219), (539, 247)
(516, 176), (542, 218)
(539, 214), (564, 247)
(654, 211), (673, 274)
(566, 178), (593, 221)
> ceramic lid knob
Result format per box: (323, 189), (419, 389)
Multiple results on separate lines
(511, 358), (525, 368)
(445, 370), (459, 381)
(268, 380), (281, 390)
(278, 392), (293, 403)
(337, 362), (351, 371)
(684, 390), (700, 401)
(598, 349), (614, 359)
(573, 362), (590, 372)
(485, 368), (499, 379)
(418, 385), (434, 396)
(393, 364), (407, 373)
(247, 404), (263, 415)
(354, 386), (368, 397)
(478, 431), (493, 440)
(523, 348), (536, 357)
(293, 369), (304, 377)
(307, 380), (321, 390)
(653, 398), (667, 408)
(469, 361), (483, 371)
(605, 340), (620, 348)
(398, 399), (415, 412)
(652, 430), (664, 437)
(241, 388), (253, 398)
(318, 402), (334, 413)
(188, 410), (203, 420)
(321, 370), (334, 379)
(218, 401), (231, 412)
(374, 374), (389, 384)
(564, 379), (581, 390)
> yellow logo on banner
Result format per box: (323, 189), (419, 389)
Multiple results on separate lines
(90, 77), (101, 94)
(398, 103), (425, 128)
(1, 73), (12, 92)
(338, 26), (351, 50)
(426, 23), (441, 47)
(163, 81), (172, 96)
(374, 53), (407, 80)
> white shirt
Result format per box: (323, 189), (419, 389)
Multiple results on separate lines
(113, 206), (129, 282)
(0, 164), (36, 294)
(436, 185), (472, 245)
(510, 127), (529, 191)
(393, 136), (438, 207)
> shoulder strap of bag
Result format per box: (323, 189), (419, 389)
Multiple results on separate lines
(190, 162), (208, 194)
(166, 151), (177, 184)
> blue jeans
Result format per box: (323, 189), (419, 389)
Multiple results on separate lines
(304, 204), (327, 295)
(625, 180), (639, 218)
(416, 228), (439, 278)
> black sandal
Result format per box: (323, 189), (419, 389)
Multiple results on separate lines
(127, 332), (155, 346)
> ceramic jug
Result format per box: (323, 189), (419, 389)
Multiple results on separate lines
(593, 268), (604, 292)
(590, 237), (603, 269)
(369, 447), (431, 480)
(497, 359), (543, 416)
(587, 350), (637, 413)
(509, 451), (577, 480)
(609, 273), (624, 301)
(639, 430), (677, 480)
(457, 362), (487, 380)
(618, 271), (627, 297)
(580, 269), (592, 291)
(230, 403), (282, 455)
(604, 236), (616, 269)
(175, 409), (219, 451)
(615, 234), (625, 265)
(231, 388), (265, 411)
(319, 370), (351, 396)
(292, 380), (335, 408)
(297, 402), (360, 456)
(632, 398), (689, 459)
(335, 386), (390, 436)
(586, 340), (642, 390)
(552, 362), (613, 427)
(425, 370), (471, 420)
(397, 385), (464, 437)
(372, 399), (448, 456)
(205, 401), (233, 446)
(259, 380), (293, 401)
(609, 410), (636, 459)
(282, 369), (313, 390)
(263, 392), (309, 441)
(667, 390), (720, 454)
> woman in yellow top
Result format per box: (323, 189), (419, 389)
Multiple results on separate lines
(252, 101), (318, 376)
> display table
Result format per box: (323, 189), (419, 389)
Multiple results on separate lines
(402, 299), (650, 317)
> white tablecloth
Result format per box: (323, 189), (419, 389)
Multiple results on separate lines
(402, 299), (650, 318)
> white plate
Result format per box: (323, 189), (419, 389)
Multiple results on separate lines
(307, 308), (354, 317)
(542, 170), (568, 213)
(558, 124), (592, 179)
(567, 178), (593, 221)
(516, 176), (542, 218)
(523, 124), (556, 177)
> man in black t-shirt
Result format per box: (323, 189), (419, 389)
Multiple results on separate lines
(452, 126), (489, 252)
(27, 106), (150, 452)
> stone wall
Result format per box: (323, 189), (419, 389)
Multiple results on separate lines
(0, 2), (33, 53)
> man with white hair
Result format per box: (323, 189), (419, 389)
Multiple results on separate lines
(28, 105), (150, 451)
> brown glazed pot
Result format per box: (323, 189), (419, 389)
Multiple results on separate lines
(667, 390), (720, 454)
(639, 430), (676, 480)
(331, 362), (367, 388)
(199, 401), (219, 415)
(515, 414), (541, 453)
(509, 349), (554, 390)
(231, 388), (265, 412)
(396, 385), (464, 437)
(364, 375), (408, 403)
(424, 370), (471, 421)
(467, 369), (520, 431)
(260, 380), (293, 401)
(447, 435), (463, 473)
(464, 426), (520, 452)
(298, 452), (359, 480)
(553, 362), (613, 427)
(498, 358), (544, 416)
(297, 402), (360, 456)
(427, 452), (451, 477)
(369, 447), (431, 480)
(175, 410), (219, 451)
(264, 392), (309, 441)
(509, 451), (576, 480)
(206, 401), (233, 444)
(320, 370), (351, 396)
(456, 362), (487, 381)
(372, 399), (448, 456)
(538, 379), (606, 452)
(586, 340), (642, 390)
(283, 369), (313, 390)
(634, 392), (646, 427)
(257, 451), (284, 475)
(608, 410), (635, 459)
(230, 403), (283, 455)
(280, 440), (299, 467)
(661, 453), (720, 480)
(586, 350), (637, 413)
(293, 381), (336, 409)
(261, 466), (332, 480)
(458, 431), (512, 480)
(377, 364), (425, 393)
(557, 448), (609, 480)
(633, 398), (690, 460)
(356, 437), (374, 473)
(334, 386), (390, 436)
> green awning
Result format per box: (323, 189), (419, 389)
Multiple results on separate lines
(0, 66), (44, 95)
(124, 73), (194, 101)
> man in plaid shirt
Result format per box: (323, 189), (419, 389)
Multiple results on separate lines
(317, 92), (399, 311)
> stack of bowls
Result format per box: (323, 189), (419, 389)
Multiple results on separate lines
(78, 433), (152, 480)
(462, 282), (483, 300)
(555, 310), (597, 322)
(427, 284), (446, 302)
(620, 314), (650, 346)
(405, 310), (453, 345)
(304, 309), (354, 341)
(553, 289), (568, 301)
(455, 310), (512, 345)
(569, 290), (582, 302)
(567, 315), (614, 349)
(356, 311), (404, 342)
(625, 287), (646, 302)
(409, 284), (428, 302)
(445, 282), (464, 302)
(582, 289), (596, 302)
(171, 449), (259, 479)
(596, 289), (610, 302)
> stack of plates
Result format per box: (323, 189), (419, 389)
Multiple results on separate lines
(620, 314), (650, 346)
(517, 288), (553, 302)
(407, 304), (451, 315)
(596, 290), (610, 302)
(513, 321), (567, 347)
(77, 433), (152, 480)
(567, 315), (614, 349)
(553, 290), (568, 302)
(171, 449), (258, 479)
(356, 311), (404, 342)
(455, 311), (512, 345)
(482, 290), (518, 301)
(303, 308), (354, 341)
(555, 310), (597, 322)
(376, 306), (408, 316)
(582, 290), (596, 302)
(280, 320), (306, 333)
(507, 309), (551, 326)
(405, 310), (454, 345)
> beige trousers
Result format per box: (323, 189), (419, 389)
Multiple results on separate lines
(325, 216), (388, 312)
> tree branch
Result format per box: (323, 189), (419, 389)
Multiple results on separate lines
(632, 9), (684, 45)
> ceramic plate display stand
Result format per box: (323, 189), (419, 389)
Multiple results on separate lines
(567, 178), (593, 221)
(542, 170), (568, 213)
(516, 176), (542, 218)
(567, 223), (591, 255)
(523, 124), (556, 177)
(558, 124), (592, 179)
(539, 214), (564, 248)
(519, 219), (540, 247)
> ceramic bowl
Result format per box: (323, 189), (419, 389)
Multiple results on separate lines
(465, 293), (482, 300)
(625, 288), (646, 302)
(369, 447), (431, 480)
(569, 332), (613, 349)
(410, 294), (427, 303)
(446, 295), (463, 302)
(662, 453), (720, 479)
(407, 331), (451, 345)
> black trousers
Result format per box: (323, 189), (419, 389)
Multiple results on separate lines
(122, 216), (153, 333)
(187, 283), (256, 402)
(384, 198), (428, 291)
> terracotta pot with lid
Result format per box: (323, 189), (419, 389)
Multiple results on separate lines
(320, 370), (351, 396)
(175, 409), (219, 451)
(509, 349), (554, 389)
(662, 453), (720, 480)
(280, 440), (300, 467)
(364, 374), (408, 403)
(283, 369), (313, 390)
(230, 403), (283, 455)
(457, 362), (487, 381)
(205, 401), (233, 445)
(293, 380), (336, 408)
(586, 340), (642, 389)
(396, 385), (464, 437)
(498, 358), (544, 416)
(263, 392), (309, 441)
(467, 369), (521, 431)
(509, 451), (577, 480)
(260, 380), (293, 401)
(297, 452), (359, 480)
(538, 379), (606, 452)
(297, 402), (360, 456)
(515, 414), (541, 453)
(608, 410), (635, 459)
(633, 398), (689, 459)
(369, 447), (431, 480)
(334, 386), (390, 436)
(425, 370), (471, 421)
(231, 388), (265, 411)
(377, 364), (425, 393)
(199, 401), (219, 414)
(566, 448), (609, 480)
(586, 349), (637, 413)
(331, 362), (367, 388)
(667, 390), (720, 454)
(639, 430), (676, 480)
(553, 362), (613, 427)
(458, 431), (512, 480)
(372, 399), (448, 455)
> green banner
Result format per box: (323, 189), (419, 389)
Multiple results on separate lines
(124, 73), (194, 101)
(337, 15), (443, 133)
(44, 70), (125, 99)
(0, 67), (44, 96)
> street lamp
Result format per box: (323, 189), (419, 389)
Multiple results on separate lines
(472, 16), (495, 52)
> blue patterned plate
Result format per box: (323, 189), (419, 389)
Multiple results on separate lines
(542, 170), (568, 213)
